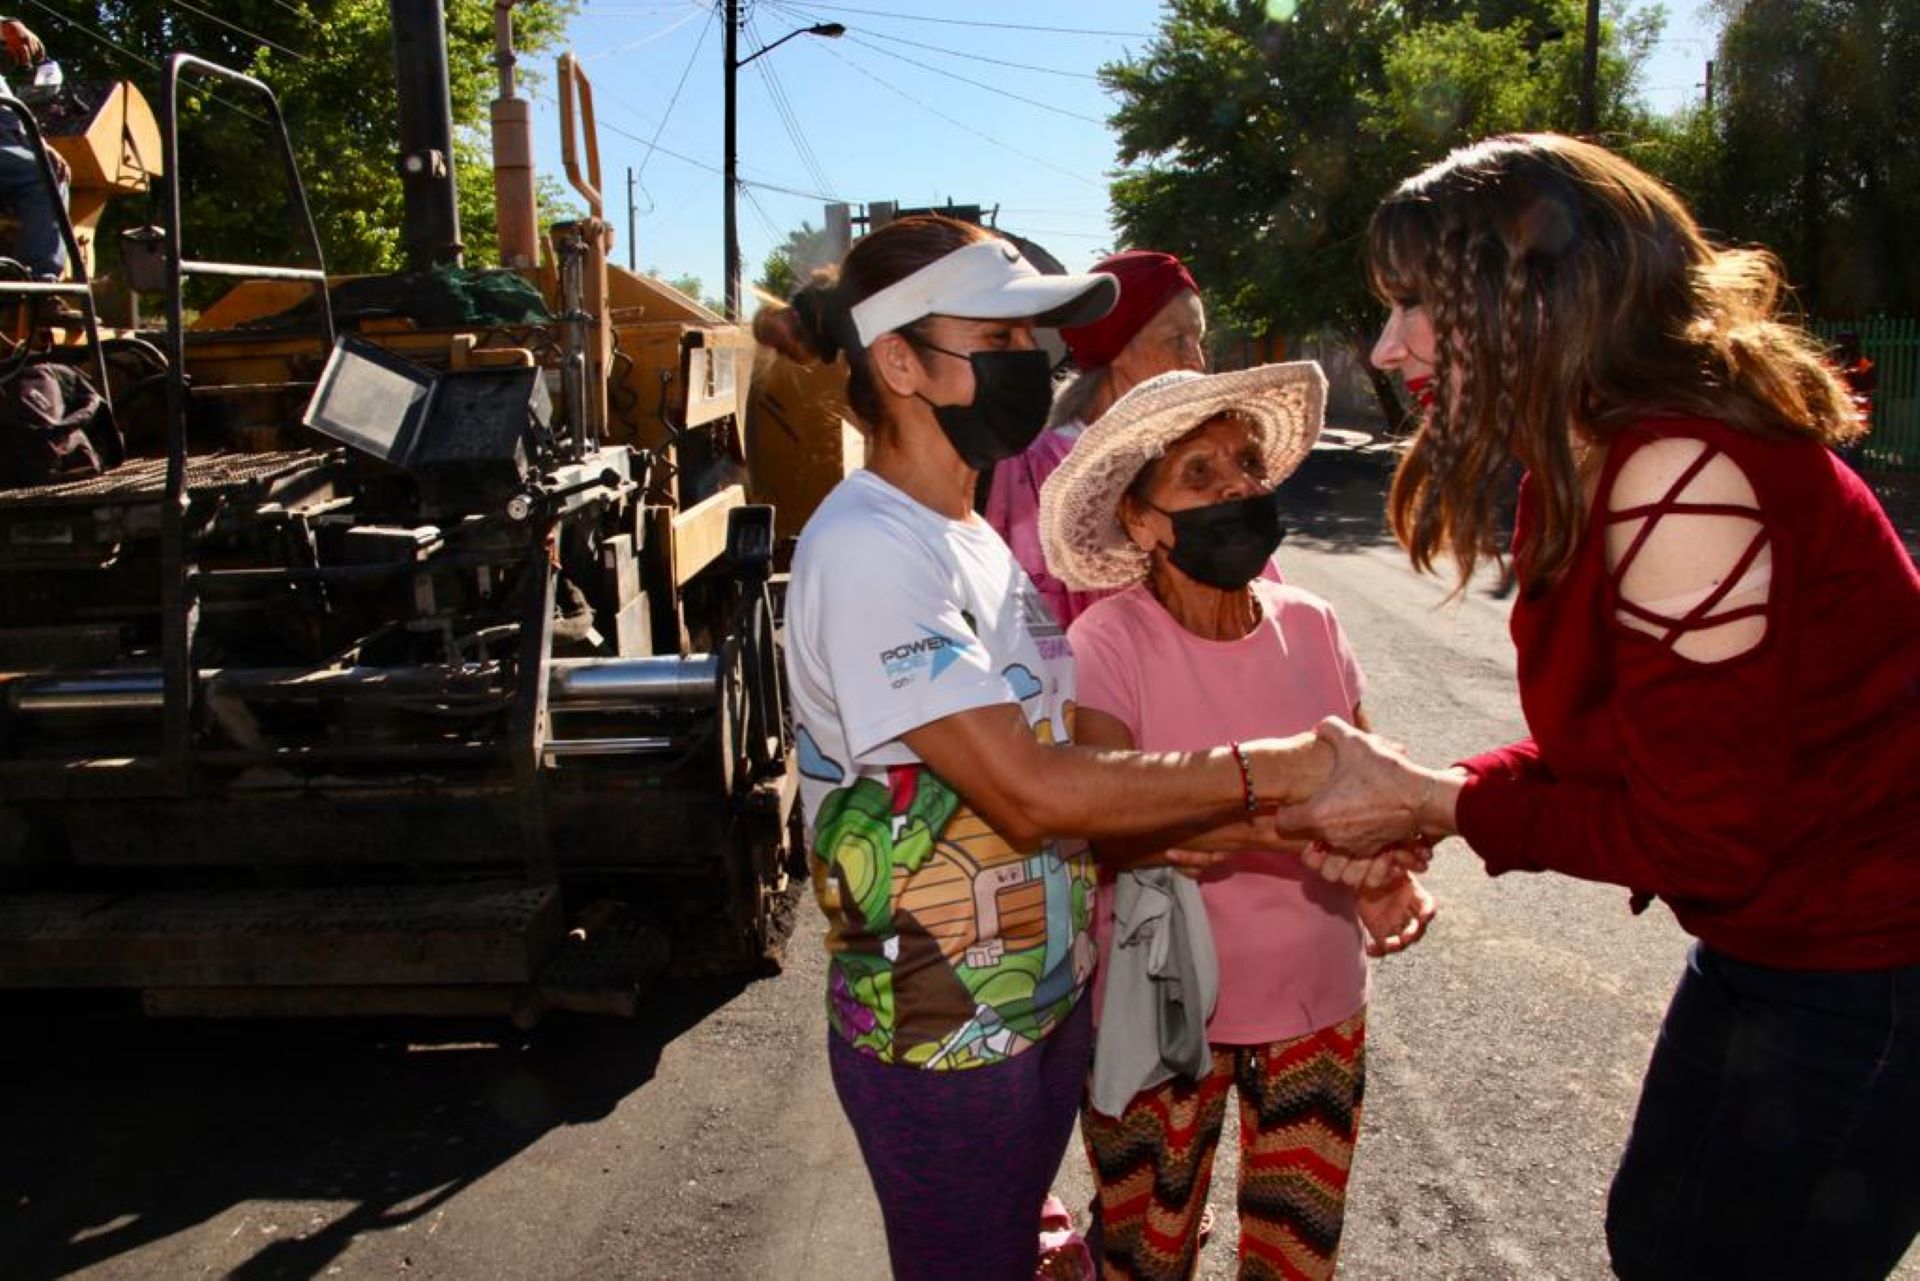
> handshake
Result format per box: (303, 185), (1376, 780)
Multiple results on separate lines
(1237, 717), (1464, 890)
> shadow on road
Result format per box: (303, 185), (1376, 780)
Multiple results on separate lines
(1286, 447), (1527, 601)
(1, 975), (753, 1279)
(1283, 448), (1401, 552)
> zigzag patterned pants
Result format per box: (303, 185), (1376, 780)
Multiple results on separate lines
(1081, 1009), (1366, 1280)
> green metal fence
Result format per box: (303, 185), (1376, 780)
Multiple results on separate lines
(1813, 317), (1919, 471)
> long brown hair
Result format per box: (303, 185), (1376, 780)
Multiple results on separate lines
(752, 215), (992, 434)
(1368, 133), (1861, 595)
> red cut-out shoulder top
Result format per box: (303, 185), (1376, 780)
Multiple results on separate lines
(1456, 417), (1920, 970)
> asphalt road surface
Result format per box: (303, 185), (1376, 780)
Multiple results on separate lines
(5, 446), (1915, 1280)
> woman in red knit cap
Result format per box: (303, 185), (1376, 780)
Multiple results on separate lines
(985, 250), (1207, 626)
(1282, 134), (1919, 1280)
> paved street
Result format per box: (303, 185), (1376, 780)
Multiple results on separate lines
(4, 445), (1915, 1280)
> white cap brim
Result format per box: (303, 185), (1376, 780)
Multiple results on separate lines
(849, 239), (1117, 347)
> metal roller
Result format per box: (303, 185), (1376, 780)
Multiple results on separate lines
(7, 672), (165, 714)
(6, 654), (720, 716)
(547, 656), (718, 708)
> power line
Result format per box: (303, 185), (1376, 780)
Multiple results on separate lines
(632, 4), (717, 184)
(743, 173), (842, 202)
(756, 2), (1148, 38)
(20, 0), (280, 129)
(589, 82), (666, 132)
(1006, 226), (1109, 241)
(745, 14), (839, 200)
(585, 3), (716, 13)
(751, 18), (834, 191)
(264, 0), (321, 25)
(583, 7), (709, 62)
(753, 57), (837, 198)
(741, 183), (786, 243)
(592, 106), (839, 203)
(838, 32), (1104, 124)
(162, 0), (310, 63)
(18, 0), (160, 73)
(584, 84), (672, 213)
(645, 179), (712, 236)
(743, 16), (818, 179)
(823, 24), (1101, 81)
(816, 42), (1103, 190)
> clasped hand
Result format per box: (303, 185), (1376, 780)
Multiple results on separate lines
(1157, 722), (1444, 953)
(1162, 720), (1456, 889)
(1265, 717), (1458, 888)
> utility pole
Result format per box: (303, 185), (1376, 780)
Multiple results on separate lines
(627, 166), (637, 272)
(722, 12), (843, 320)
(1703, 59), (1714, 111)
(390, 0), (463, 269)
(1578, 0), (1600, 135)
(722, 0), (740, 319)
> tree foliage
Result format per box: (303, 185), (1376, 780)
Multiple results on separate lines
(756, 220), (837, 301)
(1707, 0), (1918, 315)
(58, 0), (580, 275)
(1102, 0), (1657, 354)
(650, 267), (722, 314)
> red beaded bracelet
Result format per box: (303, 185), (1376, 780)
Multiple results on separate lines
(1227, 740), (1258, 814)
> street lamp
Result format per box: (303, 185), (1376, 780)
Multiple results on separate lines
(724, 6), (845, 319)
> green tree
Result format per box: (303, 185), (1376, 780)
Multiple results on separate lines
(63, 0), (579, 275)
(1627, 101), (1721, 229)
(1103, 0), (1656, 423)
(756, 220), (837, 300)
(1709, 0), (1918, 315)
(651, 268), (721, 314)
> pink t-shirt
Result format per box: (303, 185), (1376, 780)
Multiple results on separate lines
(1070, 579), (1369, 1046)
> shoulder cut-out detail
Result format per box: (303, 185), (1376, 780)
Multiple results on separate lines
(1604, 439), (1771, 663)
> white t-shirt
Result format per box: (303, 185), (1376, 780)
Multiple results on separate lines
(785, 468), (1094, 1070)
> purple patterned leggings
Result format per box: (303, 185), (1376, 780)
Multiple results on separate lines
(828, 998), (1094, 1280)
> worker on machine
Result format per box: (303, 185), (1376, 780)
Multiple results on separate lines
(0, 17), (74, 319)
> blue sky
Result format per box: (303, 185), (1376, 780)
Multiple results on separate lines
(528, 1), (1720, 300)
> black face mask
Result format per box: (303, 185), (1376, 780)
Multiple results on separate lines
(1150, 488), (1289, 590)
(912, 343), (1054, 470)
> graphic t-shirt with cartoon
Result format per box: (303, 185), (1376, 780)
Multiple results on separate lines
(786, 469), (1094, 1071)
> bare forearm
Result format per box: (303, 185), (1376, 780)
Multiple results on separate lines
(901, 705), (1332, 849)
(1029, 735), (1332, 841)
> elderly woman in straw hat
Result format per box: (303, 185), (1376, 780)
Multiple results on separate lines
(1041, 364), (1434, 1279)
(986, 250), (1210, 628)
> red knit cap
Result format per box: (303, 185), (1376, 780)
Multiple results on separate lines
(1059, 250), (1199, 369)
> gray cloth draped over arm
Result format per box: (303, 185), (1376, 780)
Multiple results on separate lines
(1089, 865), (1220, 1118)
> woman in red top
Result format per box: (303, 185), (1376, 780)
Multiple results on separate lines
(1281, 134), (1919, 1279)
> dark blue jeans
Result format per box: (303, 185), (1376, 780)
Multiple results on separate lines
(1606, 944), (1919, 1279)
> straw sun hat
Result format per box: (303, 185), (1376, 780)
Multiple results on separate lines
(1039, 362), (1328, 592)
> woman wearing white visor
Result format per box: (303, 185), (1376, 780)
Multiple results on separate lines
(757, 216), (1352, 1278)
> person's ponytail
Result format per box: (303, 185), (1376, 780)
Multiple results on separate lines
(751, 215), (992, 435)
(752, 268), (845, 365)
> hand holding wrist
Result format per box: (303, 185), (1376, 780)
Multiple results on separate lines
(1410, 767), (1465, 840)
